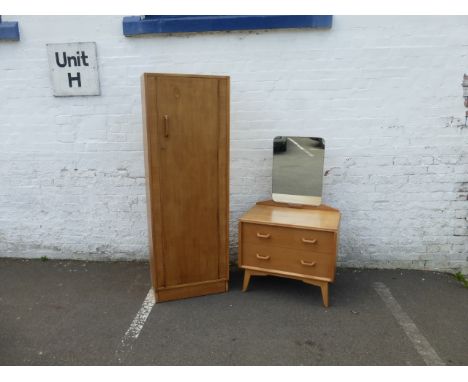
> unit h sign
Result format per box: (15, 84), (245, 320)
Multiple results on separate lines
(47, 42), (100, 96)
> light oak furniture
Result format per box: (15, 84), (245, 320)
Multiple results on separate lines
(141, 73), (230, 302)
(238, 200), (340, 307)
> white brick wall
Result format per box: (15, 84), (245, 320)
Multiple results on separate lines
(0, 16), (467, 273)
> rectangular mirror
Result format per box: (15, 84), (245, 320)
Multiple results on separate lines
(272, 136), (325, 206)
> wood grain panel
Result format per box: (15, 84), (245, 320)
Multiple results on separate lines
(156, 280), (227, 302)
(155, 75), (220, 286)
(242, 242), (335, 280)
(242, 223), (335, 254)
(142, 74), (165, 287)
(240, 203), (340, 231)
(217, 78), (229, 280)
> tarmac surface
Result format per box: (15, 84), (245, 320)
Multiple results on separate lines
(0, 258), (466, 365)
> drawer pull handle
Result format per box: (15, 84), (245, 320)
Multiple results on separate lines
(256, 232), (271, 239)
(256, 253), (270, 260)
(302, 238), (317, 244)
(300, 260), (317, 267)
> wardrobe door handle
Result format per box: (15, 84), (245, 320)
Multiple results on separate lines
(256, 253), (270, 260)
(302, 238), (317, 244)
(300, 260), (317, 267)
(256, 232), (271, 239)
(164, 115), (169, 137)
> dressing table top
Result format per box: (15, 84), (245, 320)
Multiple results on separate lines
(239, 200), (340, 232)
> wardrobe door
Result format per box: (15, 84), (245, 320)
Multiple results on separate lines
(143, 74), (229, 300)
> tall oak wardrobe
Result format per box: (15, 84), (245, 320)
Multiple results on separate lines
(141, 73), (230, 302)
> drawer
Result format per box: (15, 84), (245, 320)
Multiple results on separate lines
(242, 223), (335, 254)
(241, 243), (335, 280)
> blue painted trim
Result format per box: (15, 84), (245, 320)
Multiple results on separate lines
(0, 20), (20, 41)
(123, 15), (332, 36)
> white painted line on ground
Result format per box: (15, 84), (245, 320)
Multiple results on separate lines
(287, 138), (315, 158)
(373, 282), (445, 366)
(123, 288), (155, 340)
(115, 288), (155, 363)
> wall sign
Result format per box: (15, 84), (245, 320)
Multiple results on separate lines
(46, 42), (100, 96)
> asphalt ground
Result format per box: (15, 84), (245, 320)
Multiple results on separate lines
(0, 258), (466, 365)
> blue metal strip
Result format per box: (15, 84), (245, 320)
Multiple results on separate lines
(0, 21), (20, 41)
(123, 15), (332, 36)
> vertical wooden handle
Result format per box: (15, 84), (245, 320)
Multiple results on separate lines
(164, 115), (169, 137)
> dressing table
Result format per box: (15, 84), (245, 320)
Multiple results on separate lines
(238, 200), (340, 307)
(238, 137), (340, 307)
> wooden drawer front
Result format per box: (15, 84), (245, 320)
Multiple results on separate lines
(242, 243), (335, 279)
(242, 223), (335, 254)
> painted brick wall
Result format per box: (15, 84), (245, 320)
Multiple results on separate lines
(0, 16), (467, 273)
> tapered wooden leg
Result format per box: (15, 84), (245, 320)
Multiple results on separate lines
(320, 282), (329, 307)
(242, 270), (251, 292)
(303, 279), (330, 307)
